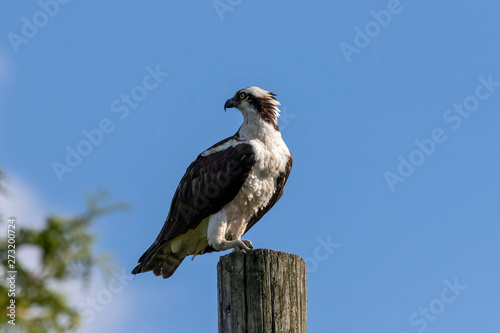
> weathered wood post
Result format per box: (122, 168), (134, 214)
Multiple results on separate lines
(217, 249), (307, 333)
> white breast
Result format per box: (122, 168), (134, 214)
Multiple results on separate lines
(225, 127), (291, 239)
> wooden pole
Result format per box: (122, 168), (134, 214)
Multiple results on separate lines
(217, 249), (307, 333)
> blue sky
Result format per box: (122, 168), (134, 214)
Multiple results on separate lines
(1, 0), (500, 332)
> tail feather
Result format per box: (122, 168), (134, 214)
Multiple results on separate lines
(156, 253), (185, 279)
(132, 242), (186, 279)
(131, 263), (143, 275)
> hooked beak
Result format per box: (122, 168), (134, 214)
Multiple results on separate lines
(224, 98), (237, 112)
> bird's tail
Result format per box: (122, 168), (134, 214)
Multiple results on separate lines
(131, 242), (186, 279)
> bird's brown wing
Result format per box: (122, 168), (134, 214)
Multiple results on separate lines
(132, 139), (255, 274)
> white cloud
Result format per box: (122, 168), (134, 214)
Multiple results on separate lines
(58, 267), (135, 333)
(0, 172), (48, 233)
(76, 272), (135, 333)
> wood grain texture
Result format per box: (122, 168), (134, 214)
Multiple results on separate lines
(217, 249), (307, 333)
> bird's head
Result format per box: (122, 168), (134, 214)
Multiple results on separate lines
(224, 86), (281, 131)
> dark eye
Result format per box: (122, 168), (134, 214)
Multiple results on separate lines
(239, 92), (246, 100)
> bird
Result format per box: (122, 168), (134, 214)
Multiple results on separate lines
(132, 87), (293, 279)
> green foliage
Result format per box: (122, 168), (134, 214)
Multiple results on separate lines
(0, 178), (126, 333)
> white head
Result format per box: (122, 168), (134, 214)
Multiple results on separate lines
(224, 86), (281, 131)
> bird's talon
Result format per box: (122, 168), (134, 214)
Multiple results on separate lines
(242, 239), (253, 250)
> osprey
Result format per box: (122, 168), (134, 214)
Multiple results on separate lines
(132, 87), (293, 278)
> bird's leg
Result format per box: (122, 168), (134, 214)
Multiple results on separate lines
(231, 239), (253, 252)
(208, 229), (253, 252)
(229, 224), (253, 252)
(211, 238), (253, 252)
(233, 222), (254, 252)
(208, 214), (253, 252)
